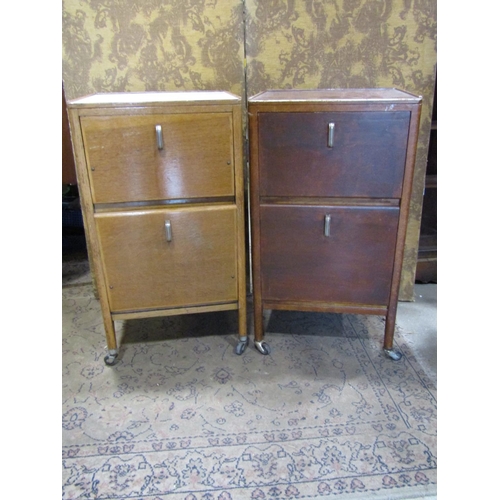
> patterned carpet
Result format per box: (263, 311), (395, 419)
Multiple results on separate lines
(62, 254), (437, 500)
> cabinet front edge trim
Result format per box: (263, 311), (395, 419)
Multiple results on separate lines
(260, 197), (400, 207)
(111, 302), (239, 320)
(262, 300), (387, 316)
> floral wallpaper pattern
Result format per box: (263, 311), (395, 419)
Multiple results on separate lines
(62, 0), (437, 299)
(62, 0), (245, 99)
(245, 0), (436, 96)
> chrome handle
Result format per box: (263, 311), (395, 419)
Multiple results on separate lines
(165, 220), (172, 242)
(327, 122), (335, 148)
(324, 214), (331, 237)
(156, 125), (164, 150)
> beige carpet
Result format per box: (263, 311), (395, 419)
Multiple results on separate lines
(62, 255), (436, 499)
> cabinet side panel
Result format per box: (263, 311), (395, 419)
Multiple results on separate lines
(67, 108), (117, 348)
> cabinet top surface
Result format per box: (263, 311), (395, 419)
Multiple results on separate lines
(248, 88), (421, 104)
(68, 91), (240, 107)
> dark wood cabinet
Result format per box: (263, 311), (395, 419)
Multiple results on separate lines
(248, 89), (422, 359)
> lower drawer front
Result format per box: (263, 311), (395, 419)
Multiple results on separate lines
(95, 205), (238, 313)
(259, 204), (399, 306)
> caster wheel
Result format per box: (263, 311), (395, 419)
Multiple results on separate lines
(383, 348), (402, 361)
(255, 341), (270, 355)
(104, 353), (118, 366)
(235, 338), (248, 355)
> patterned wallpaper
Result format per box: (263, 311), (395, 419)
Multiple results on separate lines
(62, 0), (245, 99)
(245, 0), (436, 95)
(62, 0), (437, 300)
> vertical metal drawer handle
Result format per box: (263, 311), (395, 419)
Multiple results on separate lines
(165, 220), (172, 242)
(324, 214), (331, 237)
(156, 125), (164, 150)
(327, 122), (335, 148)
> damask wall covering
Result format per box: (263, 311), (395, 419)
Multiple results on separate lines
(62, 0), (246, 99)
(62, 0), (437, 300)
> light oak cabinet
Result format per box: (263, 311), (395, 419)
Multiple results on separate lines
(248, 89), (422, 359)
(68, 92), (247, 365)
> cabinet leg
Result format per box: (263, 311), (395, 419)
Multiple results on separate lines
(383, 309), (402, 361)
(234, 299), (248, 355)
(103, 314), (119, 366)
(254, 301), (264, 343)
(253, 299), (270, 355)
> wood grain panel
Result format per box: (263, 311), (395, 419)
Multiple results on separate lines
(259, 204), (399, 306)
(95, 205), (238, 312)
(259, 111), (410, 198)
(81, 113), (234, 203)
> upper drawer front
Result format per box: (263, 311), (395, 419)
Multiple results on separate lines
(258, 111), (410, 198)
(81, 113), (235, 203)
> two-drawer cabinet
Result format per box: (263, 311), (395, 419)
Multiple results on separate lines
(68, 92), (248, 365)
(248, 89), (422, 359)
